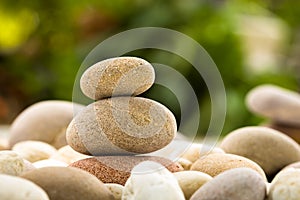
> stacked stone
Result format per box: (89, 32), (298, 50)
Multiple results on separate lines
(246, 84), (300, 143)
(66, 57), (183, 185)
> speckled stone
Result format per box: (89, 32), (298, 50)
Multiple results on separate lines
(246, 84), (300, 126)
(66, 97), (177, 155)
(80, 57), (155, 100)
(268, 169), (300, 200)
(190, 153), (267, 180)
(220, 126), (300, 178)
(69, 156), (183, 185)
(21, 167), (114, 200)
(9, 100), (84, 148)
(0, 174), (49, 200)
(0, 150), (26, 176)
(190, 168), (266, 200)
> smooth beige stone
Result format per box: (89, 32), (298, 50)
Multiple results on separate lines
(0, 174), (49, 200)
(80, 57), (155, 100)
(220, 126), (300, 177)
(174, 171), (212, 199)
(9, 100), (84, 148)
(176, 158), (192, 170)
(33, 159), (68, 168)
(50, 145), (90, 164)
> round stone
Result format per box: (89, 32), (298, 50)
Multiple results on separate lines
(174, 171), (212, 199)
(246, 84), (300, 126)
(66, 97), (177, 155)
(0, 174), (49, 200)
(21, 167), (114, 200)
(33, 159), (67, 168)
(9, 100), (84, 148)
(220, 126), (300, 178)
(0, 150), (26, 176)
(69, 156), (183, 185)
(80, 57), (155, 100)
(50, 145), (90, 164)
(12, 141), (57, 162)
(190, 153), (266, 180)
(190, 168), (266, 200)
(268, 169), (300, 200)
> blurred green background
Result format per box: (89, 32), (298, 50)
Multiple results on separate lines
(1, 0), (300, 137)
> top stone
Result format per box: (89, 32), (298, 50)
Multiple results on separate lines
(80, 57), (155, 100)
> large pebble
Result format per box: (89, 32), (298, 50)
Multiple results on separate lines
(122, 161), (185, 200)
(220, 126), (300, 177)
(268, 168), (300, 200)
(12, 140), (57, 162)
(9, 100), (84, 148)
(246, 84), (300, 126)
(66, 97), (177, 155)
(21, 167), (114, 200)
(0, 174), (49, 200)
(190, 168), (266, 200)
(69, 156), (183, 185)
(174, 171), (212, 199)
(80, 57), (155, 100)
(0, 150), (26, 176)
(50, 145), (90, 164)
(190, 153), (267, 180)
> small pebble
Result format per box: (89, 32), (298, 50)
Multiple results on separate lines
(174, 171), (212, 199)
(190, 153), (267, 180)
(176, 158), (192, 170)
(122, 161), (185, 200)
(0, 174), (49, 200)
(0, 138), (9, 150)
(190, 168), (266, 200)
(66, 97), (177, 155)
(50, 145), (90, 164)
(69, 156), (183, 185)
(21, 167), (114, 200)
(12, 140), (57, 162)
(9, 100), (84, 148)
(33, 159), (68, 168)
(220, 126), (300, 177)
(246, 84), (300, 126)
(0, 150), (26, 176)
(80, 57), (155, 100)
(268, 168), (300, 200)
(282, 161), (300, 171)
(105, 183), (124, 200)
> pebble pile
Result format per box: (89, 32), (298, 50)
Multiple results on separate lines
(1, 57), (300, 199)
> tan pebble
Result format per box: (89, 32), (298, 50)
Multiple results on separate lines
(181, 143), (225, 163)
(174, 171), (212, 199)
(80, 57), (155, 100)
(220, 126), (300, 177)
(122, 161), (185, 200)
(33, 159), (68, 168)
(0, 138), (9, 150)
(67, 97), (177, 155)
(0, 174), (49, 200)
(105, 183), (124, 200)
(265, 122), (300, 144)
(0, 150), (26, 176)
(9, 100), (84, 148)
(246, 84), (300, 126)
(268, 168), (300, 200)
(190, 168), (266, 200)
(190, 153), (267, 180)
(12, 140), (57, 162)
(176, 158), (192, 170)
(69, 156), (183, 185)
(50, 145), (90, 164)
(21, 167), (114, 200)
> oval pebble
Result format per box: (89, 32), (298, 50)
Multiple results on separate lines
(176, 158), (192, 170)
(174, 171), (212, 199)
(21, 167), (114, 200)
(0, 150), (26, 176)
(220, 126), (300, 177)
(69, 156), (183, 185)
(190, 153), (267, 180)
(9, 100), (84, 148)
(0, 174), (49, 200)
(122, 161), (185, 200)
(12, 140), (57, 162)
(268, 169), (300, 200)
(80, 57), (155, 100)
(246, 84), (300, 126)
(105, 183), (124, 200)
(66, 97), (177, 155)
(50, 145), (90, 164)
(33, 159), (68, 168)
(282, 161), (300, 171)
(190, 168), (266, 200)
